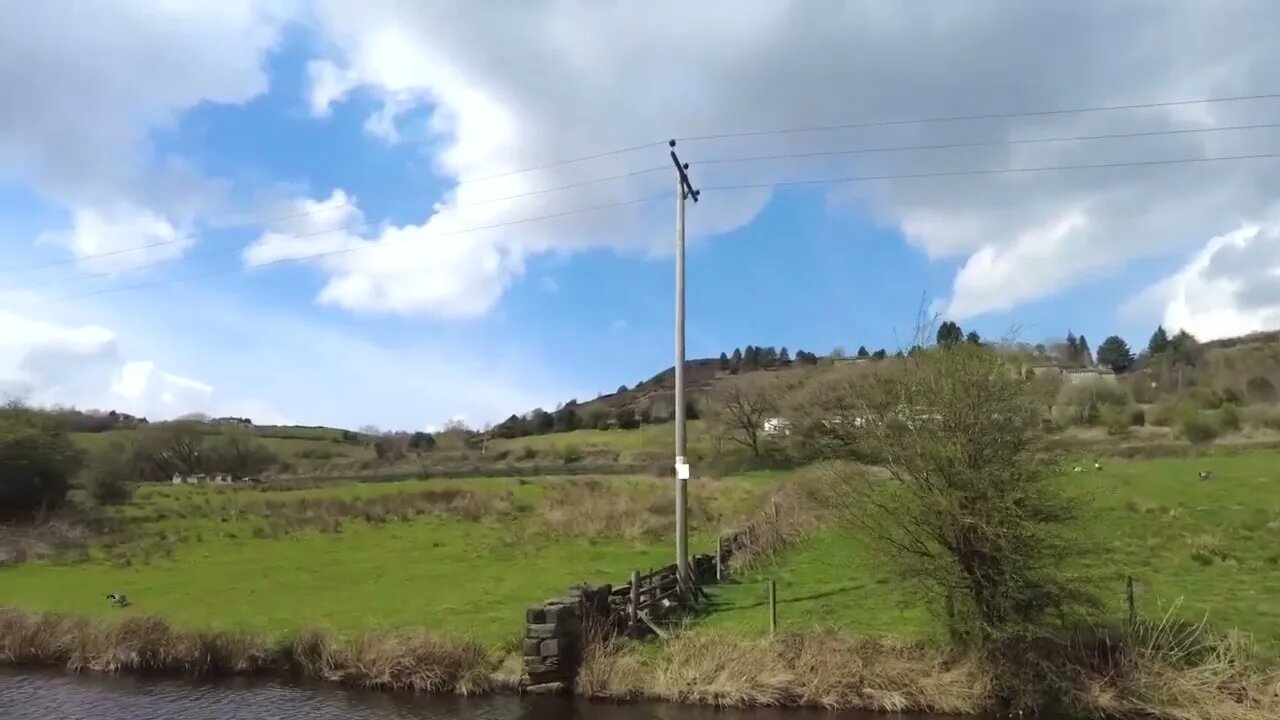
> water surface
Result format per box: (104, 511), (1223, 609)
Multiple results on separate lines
(0, 669), (964, 719)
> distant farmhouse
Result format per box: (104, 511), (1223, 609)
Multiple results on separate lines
(171, 473), (262, 485)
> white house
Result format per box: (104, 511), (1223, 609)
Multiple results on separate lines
(762, 417), (792, 436)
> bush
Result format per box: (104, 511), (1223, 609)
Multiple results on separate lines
(1179, 412), (1221, 444)
(0, 405), (81, 520)
(826, 344), (1099, 712)
(1098, 405), (1130, 436)
(1245, 375), (1277, 403)
(1180, 386), (1223, 410)
(558, 443), (583, 464)
(83, 442), (134, 506)
(1218, 403), (1241, 432)
(1220, 386), (1243, 405)
(1127, 406), (1146, 427)
(517, 445), (538, 461)
(1148, 401), (1184, 427)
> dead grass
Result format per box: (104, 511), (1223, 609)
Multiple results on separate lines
(532, 477), (753, 541)
(577, 628), (988, 713)
(0, 609), (494, 694)
(726, 463), (851, 571)
(1081, 609), (1280, 720)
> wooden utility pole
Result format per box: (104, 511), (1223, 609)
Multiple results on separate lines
(669, 139), (699, 601)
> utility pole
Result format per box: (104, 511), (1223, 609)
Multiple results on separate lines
(669, 139), (699, 601)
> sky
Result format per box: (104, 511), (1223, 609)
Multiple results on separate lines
(3, 1), (1280, 431)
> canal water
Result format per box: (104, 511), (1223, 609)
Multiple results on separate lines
(0, 669), (963, 720)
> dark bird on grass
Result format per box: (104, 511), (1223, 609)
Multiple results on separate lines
(106, 593), (129, 607)
(1198, 471), (1213, 481)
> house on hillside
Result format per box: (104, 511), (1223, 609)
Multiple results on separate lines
(1064, 367), (1116, 384)
(762, 417), (792, 436)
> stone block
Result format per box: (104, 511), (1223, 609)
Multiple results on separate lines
(523, 681), (569, 695)
(539, 638), (562, 656)
(544, 603), (578, 624)
(525, 672), (565, 687)
(523, 657), (560, 674)
(526, 606), (546, 624)
(526, 623), (559, 639)
(522, 638), (542, 656)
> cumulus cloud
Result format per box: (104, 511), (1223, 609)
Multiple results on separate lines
(1135, 217), (1280, 340)
(37, 204), (193, 275)
(0, 1), (295, 269)
(0, 309), (255, 420)
(296, 0), (1280, 321)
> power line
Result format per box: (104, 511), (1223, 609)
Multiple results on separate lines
(462, 141), (668, 183)
(680, 92), (1280, 143)
(696, 121), (1280, 166)
(701, 151), (1280, 192)
(16, 192), (669, 308)
(6, 165), (667, 287)
(0, 201), (357, 277)
(22, 92), (1280, 276)
(17, 150), (1280, 307)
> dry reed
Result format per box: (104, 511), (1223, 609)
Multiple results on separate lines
(0, 609), (494, 694)
(576, 628), (988, 713)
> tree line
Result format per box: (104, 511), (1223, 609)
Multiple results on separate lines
(0, 407), (284, 520)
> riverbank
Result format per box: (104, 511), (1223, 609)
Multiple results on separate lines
(3, 609), (1277, 719)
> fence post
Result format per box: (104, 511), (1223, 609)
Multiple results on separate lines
(767, 580), (777, 635)
(1125, 575), (1136, 629)
(630, 570), (640, 631)
(715, 535), (723, 582)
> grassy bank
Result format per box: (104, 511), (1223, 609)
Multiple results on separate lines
(575, 624), (1278, 719)
(713, 452), (1280, 654)
(0, 609), (499, 694)
(0, 475), (763, 642)
(3, 453), (1279, 715)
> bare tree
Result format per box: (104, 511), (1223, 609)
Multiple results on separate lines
(706, 374), (782, 457)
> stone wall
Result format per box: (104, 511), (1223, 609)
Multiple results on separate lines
(521, 584), (611, 693)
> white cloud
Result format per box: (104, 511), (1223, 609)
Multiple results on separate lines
(1138, 218), (1280, 340)
(0, 309), (253, 421)
(38, 204), (192, 275)
(295, 0), (1280, 321)
(0, 1), (295, 270)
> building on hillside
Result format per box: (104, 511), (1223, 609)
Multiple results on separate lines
(762, 417), (792, 436)
(1064, 367), (1117, 384)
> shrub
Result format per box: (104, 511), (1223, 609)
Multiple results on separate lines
(558, 443), (583, 464)
(1243, 405), (1280, 431)
(1179, 412), (1220, 444)
(1245, 375), (1277, 403)
(0, 405), (81, 520)
(517, 445), (538, 461)
(1218, 403), (1241, 432)
(1220, 386), (1243, 405)
(1098, 405), (1130, 436)
(1180, 386), (1223, 410)
(825, 344), (1099, 712)
(83, 442), (134, 506)
(1147, 401), (1184, 427)
(1127, 406), (1146, 427)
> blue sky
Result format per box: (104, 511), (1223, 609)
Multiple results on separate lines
(2, 2), (1279, 429)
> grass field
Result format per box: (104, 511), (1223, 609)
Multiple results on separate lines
(709, 451), (1280, 655)
(487, 420), (712, 457)
(0, 474), (765, 645)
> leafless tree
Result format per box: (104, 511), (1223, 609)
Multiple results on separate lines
(706, 374), (783, 457)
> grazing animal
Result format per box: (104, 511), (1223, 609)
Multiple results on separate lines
(106, 593), (129, 608)
(1198, 471), (1213, 481)
(1094, 461), (1102, 471)
(1073, 466), (1084, 473)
